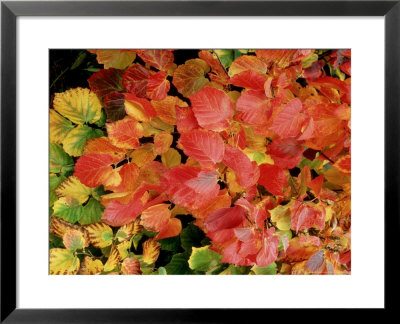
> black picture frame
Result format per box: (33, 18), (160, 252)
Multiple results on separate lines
(1, 0), (398, 322)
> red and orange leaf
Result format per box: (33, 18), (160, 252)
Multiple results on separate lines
(230, 70), (268, 91)
(110, 163), (140, 193)
(236, 90), (272, 126)
(269, 138), (304, 169)
(154, 131), (173, 155)
(136, 49), (174, 72)
(198, 50), (230, 85)
(229, 55), (268, 76)
(283, 236), (322, 262)
(146, 71), (170, 100)
(151, 96), (187, 125)
(106, 118), (144, 149)
(270, 98), (307, 138)
(140, 204), (171, 233)
(74, 153), (122, 188)
(122, 64), (150, 98)
(178, 129), (224, 169)
(334, 155), (351, 174)
(222, 145), (256, 188)
(290, 201), (325, 233)
(161, 165), (220, 211)
(88, 68), (124, 100)
(124, 93), (157, 122)
(258, 164), (288, 196)
(189, 87), (234, 132)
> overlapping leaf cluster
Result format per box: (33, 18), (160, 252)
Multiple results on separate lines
(49, 49), (351, 275)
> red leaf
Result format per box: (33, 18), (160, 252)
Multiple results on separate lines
(161, 165), (219, 211)
(204, 205), (246, 233)
(136, 49), (174, 72)
(290, 202), (325, 232)
(308, 175), (324, 196)
(88, 68), (124, 100)
(207, 228), (235, 244)
(269, 138), (303, 169)
(146, 71), (170, 100)
(189, 87), (234, 131)
(178, 129), (224, 168)
(74, 154), (121, 188)
(258, 164), (288, 196)
(340, 61), (351, 76)
(334, 155), (351, 174)
(122, 64), (150, 98)
(230, 70), (268, 90)
(176, 106), (199, 133)
(222, 145), (255, 188)
(256, 228), (279, 267)
(270, 98), (307, 138)
(236, 90), (272, 126)
(102, 198), (144, 227)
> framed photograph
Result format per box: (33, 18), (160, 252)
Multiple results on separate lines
(1, 0), (398, 322)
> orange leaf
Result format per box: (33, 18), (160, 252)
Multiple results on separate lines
(136, 49), (174, 72)
(154, 131), (173, 155)
(106, 119), (143, 149)
(124, 93), (157, 122)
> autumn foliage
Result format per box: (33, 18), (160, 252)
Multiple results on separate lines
(49, 49), (351, 275)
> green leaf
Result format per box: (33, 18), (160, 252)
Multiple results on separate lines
(165, 252), (192, 274)
(214, 50), (234, 68)
(219, 264), (250, 275)
(180, 223), (205, 253)
(302, 53), (319, 68)
(70, 51), (87, 70)
(188, 246), (223, 272)
(94, 110), (107, 127)
(62, 125), (103, 157)
(53, 197), (82, 223)
(49, 173), (66, 206)
(49, 143), (74, 174)
(159, 236), (181, 252)
(277, 230), (292, 251)
(132, 233), (143, 250)
(79, 198), (104, 225)
(251, 262), (277, 275)
(158, 267), (167, 275)
(92, 185), (106, 201)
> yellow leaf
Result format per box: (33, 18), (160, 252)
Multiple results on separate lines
(270, 203), (293, 231)
(117, 240), (131, 260)
(50, 215), (90, 244)
(162, 148), (181, 169)
(142, 238), (161, 264)
(53, 87), (102, 125)
(115, 219), (142, 242)
(129, 143), (156, 167)
(55, 176), (92, 204)
(89, 49), (136, 69)
(79, 256), (104, 275)
(85, 222), (113, 248)
(49, 248), (80, 275)
(103, 245), (120, 272)
(49, 109), (74, 143)
(62, 125), (99, 157)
